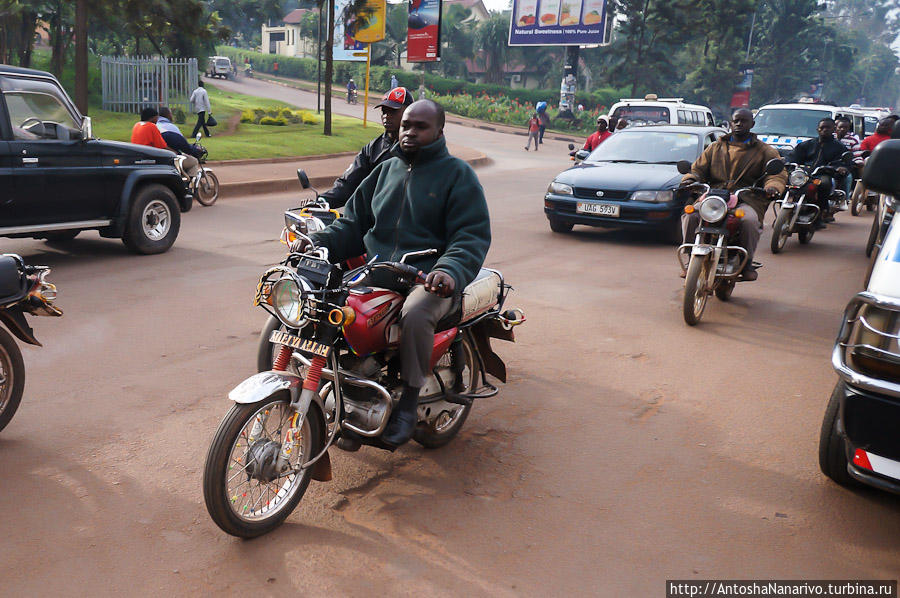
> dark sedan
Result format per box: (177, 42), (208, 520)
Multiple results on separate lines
(544, 125), (726, 242)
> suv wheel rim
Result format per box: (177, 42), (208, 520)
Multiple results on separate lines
(142, 200), (171, 241)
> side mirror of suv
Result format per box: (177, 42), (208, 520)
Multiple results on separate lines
(80, 116), (92, 141)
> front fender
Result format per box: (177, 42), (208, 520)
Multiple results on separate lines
(691, 245), (714, 257)
(229, 371), (302, 404)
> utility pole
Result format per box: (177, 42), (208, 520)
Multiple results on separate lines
(317, 3), (322, 114)
(75, 0), (88, 115)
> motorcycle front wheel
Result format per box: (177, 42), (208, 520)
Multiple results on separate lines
(770, 207), (792, 254)
(0, 328), (25, 432)
(203, 392), (322, 538)
(195, 169), (219, 206)
(850, 183), (864, 216)
(682, 256), (710, 326)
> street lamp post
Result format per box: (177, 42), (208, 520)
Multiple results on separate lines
(317, 4), (322, 114)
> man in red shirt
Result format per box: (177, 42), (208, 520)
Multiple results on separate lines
(131, 107), (168, 149)
(582, 115), (611, 151)
(860, 117), (892, 152)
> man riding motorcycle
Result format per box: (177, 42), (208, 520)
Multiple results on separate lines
(680, 108), (786, 281)
(301, 99), (491, 448)
(320, 86), (414, 208)
(157, 106), (202, 177)
(787, 117), (849, 229)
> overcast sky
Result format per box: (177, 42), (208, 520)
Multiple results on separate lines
(483, 0), (511, 13)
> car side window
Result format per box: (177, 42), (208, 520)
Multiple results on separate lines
(704, 134), (716, 148)
(678, 110), (687, 124)
(706, 113), (714, 126)
(1, 77), (78, 141)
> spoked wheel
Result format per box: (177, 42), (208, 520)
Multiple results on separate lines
(798, 228), (815, 244)
(850, 183), (864, 216)
(414, 337), (475, 449)
(0, 329), (25, 432)
(715, 280), (735, 302)
(770, 208), (792, 254)
(195, 169), (219, 206)
(682, 256), (710, 326)
(203, 392), (322, 538)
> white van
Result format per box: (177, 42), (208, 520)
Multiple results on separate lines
(206, 56), (234, 79)
(752, 102), (867, 154)
(609, 94), (715, 127)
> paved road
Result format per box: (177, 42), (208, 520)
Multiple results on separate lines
(1, 80), (897, 596)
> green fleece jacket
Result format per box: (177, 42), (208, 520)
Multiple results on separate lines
(310, 136), (491, 290)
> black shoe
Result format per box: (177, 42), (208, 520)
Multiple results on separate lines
(824, 214), (835, 223)
(336, 435), (361, 452)
(381, 408), (417, 447)
(739, 266), (758, 281)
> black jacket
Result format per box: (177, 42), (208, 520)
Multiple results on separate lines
(788, 137), (846, 169)
(320, 133), (395, 208)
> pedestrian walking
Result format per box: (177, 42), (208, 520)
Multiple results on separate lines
(190, 81), (211, 138)
(390, 73), (399, 89)
(525, 113), (540, 151)
(537, 107), (550, 144)
(418, 83), (427, 101)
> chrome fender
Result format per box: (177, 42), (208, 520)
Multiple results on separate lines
(229, 371), (302, 404)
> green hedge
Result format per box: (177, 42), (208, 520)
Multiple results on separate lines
(215, 46), (627, 112)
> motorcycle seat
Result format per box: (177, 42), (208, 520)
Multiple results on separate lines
(0, 256), (25, 304)
(435, 269), (502, 332)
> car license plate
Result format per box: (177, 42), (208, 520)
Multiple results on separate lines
(269, 330), (331, 358)
(576, 202), (620, 217)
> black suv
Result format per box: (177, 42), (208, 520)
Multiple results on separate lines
(0, 65), (190, 254)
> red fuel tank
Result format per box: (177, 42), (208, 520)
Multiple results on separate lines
(344, 289), (405, 356)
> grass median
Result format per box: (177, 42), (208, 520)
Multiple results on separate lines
(90, 84), (375, 161)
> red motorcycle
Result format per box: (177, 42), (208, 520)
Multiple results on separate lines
(202, 177), (525, 538)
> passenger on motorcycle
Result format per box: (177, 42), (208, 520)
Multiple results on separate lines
(320, 87), (414, 208)
(680, 108), (786, 281)
(787, 117), (849, 228)
(861, 117), (893, 151)
(834, 116), (863, 199)
(157, 107), (202, 177)
(306, 100), (491, 447)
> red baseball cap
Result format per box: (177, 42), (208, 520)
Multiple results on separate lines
(376, 87), (413, 110)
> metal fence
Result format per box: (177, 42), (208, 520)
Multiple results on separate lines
(101, 56), (198, 114)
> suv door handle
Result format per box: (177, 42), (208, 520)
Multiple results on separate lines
(22, 157), (38, 164)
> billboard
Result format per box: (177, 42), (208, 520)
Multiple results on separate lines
(508, 0), (609, 46)
(351, 0), (386, 43)
(336, 0), (366, 61)
(408, 0), (441, 62)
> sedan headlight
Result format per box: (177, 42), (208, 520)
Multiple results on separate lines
(548, 181), (573, 195)
(847, 304), (900, 382)
(271, 275), (312, 328)
(789, 169), (809, 187)
(630, 190), (674, 203)
(699, 196), (728, 223)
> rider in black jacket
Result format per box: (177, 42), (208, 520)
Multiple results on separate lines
(787, 117), (849, 228)
(320, 87), (414, 208)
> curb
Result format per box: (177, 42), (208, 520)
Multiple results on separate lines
(217, 152), (492, 199)
(208, 151), (357, 167)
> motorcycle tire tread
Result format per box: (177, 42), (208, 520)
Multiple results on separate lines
(0, 328), (25, 432)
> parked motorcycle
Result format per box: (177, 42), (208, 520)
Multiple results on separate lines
(174, 133), (219, 206)
(676, 159), (784, 326)
(202, 172), (526, 538)
(0, 254), (62, 431)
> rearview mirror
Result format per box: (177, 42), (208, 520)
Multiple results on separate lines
(863, 139), (900, 194)
(195, 132), (202, 142)
(841, 151), (854, 164)
(80, 116), (92, 140)
(567, 143), (575, 150)
(765, 158), (785, 175)
(297, 169), (311, 189)
(676, 160), (693, 175)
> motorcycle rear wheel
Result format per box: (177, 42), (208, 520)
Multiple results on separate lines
(714, 280), (735, 302)
(203, 392), (322, 538)
(798, 228), (814, 245)
(414, 337), (475, 449)
(682, 256), (710, 326)
(770, 208), (792, 254)
(0, 328), (24, 432)
(195, 169), (219, 206)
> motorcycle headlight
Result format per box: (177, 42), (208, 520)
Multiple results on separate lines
(699, 196), (728, 223)
(631, 190), (674, 203)
(789, 170), (809, 187)
(548, 181), (573, 195)
(271, 275), (312, 328)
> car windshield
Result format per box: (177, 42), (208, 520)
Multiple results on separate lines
(586, 131), (700, 163)
(612, 106), (670, 125)
(753, 108), (832, 138)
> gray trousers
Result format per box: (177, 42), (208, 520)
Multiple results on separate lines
(681, 203), (762, 265)
(525, 130), (539, 150)
(399, 285), (454, 388)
